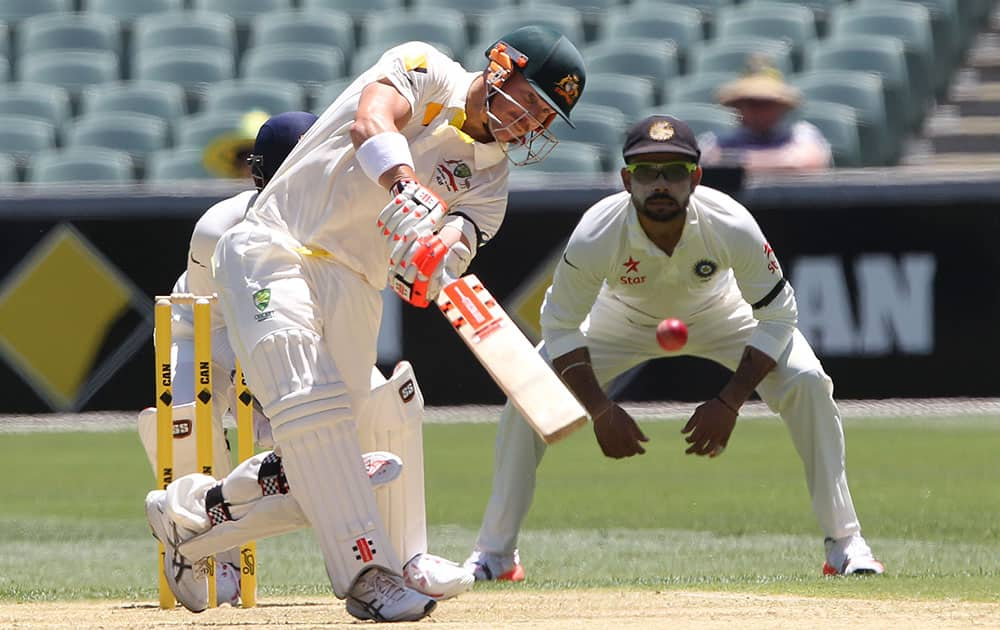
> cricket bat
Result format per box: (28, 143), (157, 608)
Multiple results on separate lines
(436, 274), (588, 444)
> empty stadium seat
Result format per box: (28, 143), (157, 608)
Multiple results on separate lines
(18, 49), (119, 95)
(81, 81), (186, 125)
(361, 9), (467, 56)
(666, 71), (739, 106)
(745, 0), (842, 36)
(805, 36), (914, 133)
(629, 0), (734, 36)
(477, 5), (585, 46)
(791, 70), (893, 166)
(174, 110), (247, 151)
(0, 82), (71, 134)
(652, 102), (738, 138)
(583, 40), (680, 103)
(65, 111), (169, 157)
(0, 0), (71, 24)
(190, 0), (293, 25)
(242, 44), (345, 89)
(28, 147), (133, 182)
(0, 153), (17, 182)
(249, 9), (354, 58)
(579, 73), (655, 121)
(829, 4), (936, 102)
(312, 77), (355, 114)
(132, 11), (236, 56)
(202, 78), (306, 116)
(522, 0), (620, 41)
(0, 56), (8, 82)
(410, 0), (516, 42)
(549, 103), (626, 170)
(598, 6), (703, 70)
(83, 0), (183, 21)
(715, 2), (817, 71)
(145, 147), (214, 180)
(0, 114), (57, 160)
(688, 36), (794, 77)
(0, 22), (8, 61)
(524, 140), (604, 174)
(797, 100), (862, 167)
(132, 46), (234, 97)
(17, 12), (122, 59)
(301, 0), (405, 19)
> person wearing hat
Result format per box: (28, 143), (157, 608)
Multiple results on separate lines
(701, 64), (832, 171)
(145, 26), (588, 622)
(465, 114), (883, 582)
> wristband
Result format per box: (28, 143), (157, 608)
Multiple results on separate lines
(356, 132), (414, 183)
(715, 396), (739, 415)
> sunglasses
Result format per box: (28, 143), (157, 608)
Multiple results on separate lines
(625, 161), (697, 184)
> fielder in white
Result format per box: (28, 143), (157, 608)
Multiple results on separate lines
(140, 112), (318, 607)
(465, 114), (884, 582)
(146, 26), (588, 623)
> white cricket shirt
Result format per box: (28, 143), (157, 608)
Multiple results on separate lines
(541, 186), (798, 360)
(247, 41), (510, 289)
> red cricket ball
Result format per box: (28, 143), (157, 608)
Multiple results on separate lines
(656, 318), (688, 351)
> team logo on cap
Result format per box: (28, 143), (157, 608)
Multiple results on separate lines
(554, 73), (581, 106)
(649, 120), (675, 141)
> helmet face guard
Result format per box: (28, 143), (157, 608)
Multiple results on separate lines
(484, 41), (559, 166)
(247, 153), (266, 190)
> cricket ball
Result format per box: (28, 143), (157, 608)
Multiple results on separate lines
(656, 318), (688, 351)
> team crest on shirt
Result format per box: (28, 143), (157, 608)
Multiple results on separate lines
(253, 288), (274, 322)
(434, 159), (472, 192)
(693, 259), (718, 281)
(620, 255), (646, 285)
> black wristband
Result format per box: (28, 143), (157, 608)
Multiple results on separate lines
(715, 396), (739, 415)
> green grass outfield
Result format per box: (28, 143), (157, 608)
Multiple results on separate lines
(1, 415), (998, 602)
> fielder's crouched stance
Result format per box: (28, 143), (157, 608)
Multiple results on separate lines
(146, 361), (474, 612)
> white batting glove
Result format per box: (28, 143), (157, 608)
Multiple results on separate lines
(378, 181), (448, 268)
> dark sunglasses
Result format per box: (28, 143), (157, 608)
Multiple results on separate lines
(625, 161), (697, 184)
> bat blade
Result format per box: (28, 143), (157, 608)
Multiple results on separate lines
(437, 275), (588, 444)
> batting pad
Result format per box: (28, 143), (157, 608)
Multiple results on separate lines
(360, 361), (427, 565)
(137, 402), (233, 480)
(275, 413), (401, 597)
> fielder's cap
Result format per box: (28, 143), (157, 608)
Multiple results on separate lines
(623, 115), (701, 162)
(488, 25), (586, 126)
(251, 110), (318, 181)
(717, 65), (800, 108)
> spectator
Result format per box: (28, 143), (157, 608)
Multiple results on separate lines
(700, 64), (831, 172)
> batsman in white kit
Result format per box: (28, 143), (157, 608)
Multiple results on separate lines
(139, 112), (318, 607)
(145, 26), (588, 622)
(465, 115), (884, 582)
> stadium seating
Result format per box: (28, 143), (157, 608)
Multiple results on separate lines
(629, 0), (735, 37)
(312, 78), (354, 114)
(410, 0), (516, 43)
(174, 110), (247, 151)
(792, 70), (893, 166)
(132, 11), (236, 56)
(649, 102), (738, 138)
(360, 8), (467, 55)
(145, 147), (214, 180)
(715, 2), (817, 71)
(0, 115), (57, 161)
(18, 50), (119, 96)
(0, 82), (70, 135)
(17, 12), (121, 60)
(300, 0), (405, 20)
(666, 71), (739, 106)
(522, 0), (620, 42)
(583, 40), (680, 103)
(524, 140), (604, 174)
(191, 0), (293, 26)
(249, 9), (354, 60)
(598, 6), (704, 71)
(797, 99), (863, 167)
(0, 0), (71, 24)
(745, 0), (843, 36)
(65, 111), (169, 157)
(0, 154), (16, 182)
(477, 5), (585, 45)
(579, 73), (656, 121)
(27, 147), (133, 182)
(202, 79), (306, 116)
(241, 44), (345, 89)
(81, 81), (186, 126)
(0, 56), (7, 82)
(688, 36), (794, 77)
(83, 0), (183, 21)
(548, 103), (627, 170)
(132, 46), (234, 98)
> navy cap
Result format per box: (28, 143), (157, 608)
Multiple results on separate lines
(251, 111), (318, 181)
(622, 115), (701, 162)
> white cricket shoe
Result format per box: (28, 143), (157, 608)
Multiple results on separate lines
(145, 489), (212, 612)
(346, 567), (437, 622)
(403, 553), (475, 599)
(823, 535), (885, 575)
(463, 548), (525, 582)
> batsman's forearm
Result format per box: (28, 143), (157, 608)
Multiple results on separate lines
(719, 345), (777, 410)
(551, 347), (610, 416)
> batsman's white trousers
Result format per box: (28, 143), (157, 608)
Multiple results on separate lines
(475, 293), (862, 556)
(213, 219), (400, 597)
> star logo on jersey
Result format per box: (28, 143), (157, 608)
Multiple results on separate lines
(621, 256), (646, 285)
(623, 256), (641, 274)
